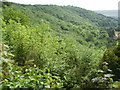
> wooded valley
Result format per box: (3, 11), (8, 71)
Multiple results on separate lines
(0, 1), (120, 89)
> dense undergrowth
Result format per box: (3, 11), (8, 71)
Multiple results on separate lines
(0, 1), (120, 89)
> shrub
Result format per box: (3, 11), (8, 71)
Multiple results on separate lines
(102, 41), (120, 80)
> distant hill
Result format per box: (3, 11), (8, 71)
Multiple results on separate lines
(95, 10), (118, 19)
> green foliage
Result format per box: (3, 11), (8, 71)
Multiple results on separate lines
(91, 62), (114, 88)
(1, 44), (63, 89)
(2, 19), (51, 66)
(4, 2), (117, 39)
(2, 4), (30, 25)
(103, 41), (120, 80)
(2, 64), (63, 88)
(1, 1), (119, 89)
(0, 44), (14, 79)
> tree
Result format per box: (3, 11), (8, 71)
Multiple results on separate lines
(103, 41), (120, 80)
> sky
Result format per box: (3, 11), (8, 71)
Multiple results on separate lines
(5, 0), (120, 10)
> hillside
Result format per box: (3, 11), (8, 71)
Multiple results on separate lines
(4, 2), (118, 28)
(1, 1), (120, 89)
(2, 2), (118, 38)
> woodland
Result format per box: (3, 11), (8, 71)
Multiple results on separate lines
(0, 1), (120, 89)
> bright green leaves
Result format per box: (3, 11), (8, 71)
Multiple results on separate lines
(2, 62), (63, 88)
(1, 1), (119, 89)
(1, 44), (63, 88)
(2, 19), (52, 66)
(2, 18), (109, 88)
(2, 5), (30, 25)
